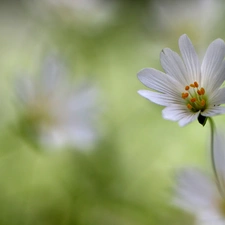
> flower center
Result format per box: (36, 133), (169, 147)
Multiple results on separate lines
(181, 81), (207, 112)
(25, 98), (56, 131)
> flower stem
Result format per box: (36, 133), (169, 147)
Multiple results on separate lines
(208, 117), (222, 195)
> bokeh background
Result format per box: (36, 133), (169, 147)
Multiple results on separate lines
(0, 0), (225, 224)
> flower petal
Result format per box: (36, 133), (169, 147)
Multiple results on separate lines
(137, 68), (183, 95)
(162, 104), (200, 126)
(209, 87), (225, 105)
(201, 106), (225, 117)
(174, 168), (225, 224)
(138, 90), (184, 106)
(179, 34), (201, 83)
(40, 56), (66, 94)
(15, 77), (36, 104)
(173, 168), (217, 212)
(178, 112), (200, 127)
(201, 39), (225, 92)
(197, 215), (225, 225)
(160, 48), (188, 85)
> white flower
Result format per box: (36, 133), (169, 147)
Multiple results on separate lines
(173, 168), (225, 225)
(152, 0), (222, 39)
(137, 34), (225, 126)
(26, 0), (117, 31)
(16, 57), (100, 150)
(173, 131), (225, 225)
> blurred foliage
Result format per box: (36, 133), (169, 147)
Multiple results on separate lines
(0, 0), (224, 224)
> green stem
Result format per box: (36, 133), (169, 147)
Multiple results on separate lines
(208, 117), (223, 195)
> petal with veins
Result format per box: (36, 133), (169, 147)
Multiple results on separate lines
(179, 34), (201, 83)
(162, 104), (199, 126)
(160, 48), (188, 85)
(201, 106), (225, 117)
(137, 68), (183, 95)
(201, 39), (225, 92)
(138, 90), (184, 106)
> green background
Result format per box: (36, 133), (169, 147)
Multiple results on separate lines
(0, 0), (224, 224)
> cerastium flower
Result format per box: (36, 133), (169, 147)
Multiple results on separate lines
(15, 57), (100, 150)
(137, 34), (225, 126)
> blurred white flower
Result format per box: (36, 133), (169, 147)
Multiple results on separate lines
(174, 168), (225, 225)
(137, 34), (225, 126)
(173, 130), (225, 225)
(16, 57), (100, 150)
(152, 0), (222, 39)
(25, 0), (117, 31)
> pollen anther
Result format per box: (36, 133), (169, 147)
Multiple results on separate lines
(194, 82), (199, 88)
(201, 99), (206, 106)
(187, 104), (192, 109)
(200, 87), (205, 95)
(182, 93), (189, 99)
(190, 98), (196, 102)
(185, 86), (190, 91)
(190, 84), (195, 88)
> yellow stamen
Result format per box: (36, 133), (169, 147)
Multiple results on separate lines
(187, 104), (192, 109)
(190, 98), (196, 102)
(182, 83), (206, 112)
(197, 90), (202, 95)
(200, 87), (205, 95)
(182, 93), (189, 99)
(194, 81), (199, 88)
(201, 99), (206, 106)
